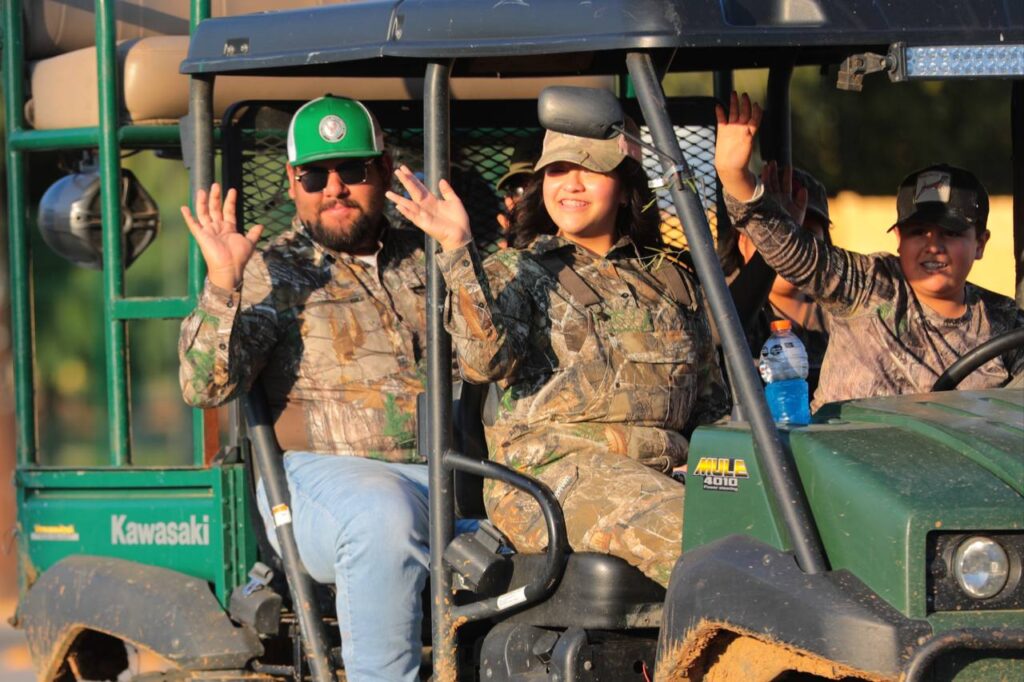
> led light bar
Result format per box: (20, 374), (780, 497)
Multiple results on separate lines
(892, 43), (1024, 80)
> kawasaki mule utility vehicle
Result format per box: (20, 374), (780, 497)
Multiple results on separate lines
(5, 1), (1023, 680)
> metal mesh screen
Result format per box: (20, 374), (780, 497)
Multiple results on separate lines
(222, 100), (725, 257)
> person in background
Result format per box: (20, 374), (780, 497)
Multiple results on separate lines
(724, 163), (831, 392)
(494, 133), (544, 246)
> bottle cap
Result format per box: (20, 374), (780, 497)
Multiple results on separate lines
(770, 320), (793, 333)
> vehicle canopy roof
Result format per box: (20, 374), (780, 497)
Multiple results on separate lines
(181, 0), (1024, 77)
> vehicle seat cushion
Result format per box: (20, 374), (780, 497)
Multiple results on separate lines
(23, 1), (355, 59)
(501, 552), (665, 629)
(26, 35), (616, 129)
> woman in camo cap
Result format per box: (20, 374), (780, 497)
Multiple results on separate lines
(387, 120), (729, 587)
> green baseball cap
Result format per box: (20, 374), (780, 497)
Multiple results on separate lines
(286, 95), (385, 166)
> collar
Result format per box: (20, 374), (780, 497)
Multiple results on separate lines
(531, 233), (636, 259)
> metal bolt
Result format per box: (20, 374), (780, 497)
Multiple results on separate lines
(583, 660), (593, 671)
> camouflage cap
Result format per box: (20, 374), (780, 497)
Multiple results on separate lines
(890, 163), (989, 234)
(534, 117), (643, 173)
(286, 95), (385, 166)
(496, 133), (544, 191)
(792, 168), (829, 224)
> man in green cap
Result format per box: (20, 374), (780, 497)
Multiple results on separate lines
(178, 95), (448, 681)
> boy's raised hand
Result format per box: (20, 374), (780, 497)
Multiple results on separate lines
(387, 165), (473, 252)
(714, 91), (763, 201)
(181, 183), (263, 291)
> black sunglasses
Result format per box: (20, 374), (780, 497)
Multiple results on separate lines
(295, 159), (374, 193)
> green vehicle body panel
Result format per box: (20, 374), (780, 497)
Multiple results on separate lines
(682, 426), (793, 553)
(16, 465), (257, 607)
(685, 389), (1024, 622)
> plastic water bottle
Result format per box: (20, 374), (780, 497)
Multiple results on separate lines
(758, 320), (811, 425)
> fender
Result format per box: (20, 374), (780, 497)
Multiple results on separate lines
(17, 555), (263, 681)
(656, 535), (932, 679)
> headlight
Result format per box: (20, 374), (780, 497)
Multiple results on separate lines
(953, 536), (1010, 599)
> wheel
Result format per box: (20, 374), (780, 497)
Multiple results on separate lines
(931, 327), (1024, 391)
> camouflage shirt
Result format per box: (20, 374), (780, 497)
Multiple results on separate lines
(179, 218), (429, 462)
(726, 192), (1024, 410)
(435, 234), (730, 475)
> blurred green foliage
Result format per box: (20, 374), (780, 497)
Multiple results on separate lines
(665, 66), (1014, 195)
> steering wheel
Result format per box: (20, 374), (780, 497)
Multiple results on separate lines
(931, 327), (1024, 391)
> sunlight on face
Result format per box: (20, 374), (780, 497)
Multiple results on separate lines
(287, 157), (390, 253)
(897, 222), (989, 312)
(542, 162), (624, 253)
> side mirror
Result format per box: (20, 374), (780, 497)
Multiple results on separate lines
(537, 86), (624, 140)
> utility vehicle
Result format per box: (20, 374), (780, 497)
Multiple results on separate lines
(5, 1), (1023, 680)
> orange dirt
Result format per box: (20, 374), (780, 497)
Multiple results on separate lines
(655, 620), (892, 682)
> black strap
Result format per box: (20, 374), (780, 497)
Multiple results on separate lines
(652, 262), (695, 309)
(535, 252), (602, 307)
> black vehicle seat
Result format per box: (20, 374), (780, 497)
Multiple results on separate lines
(450, 382), (667, 629)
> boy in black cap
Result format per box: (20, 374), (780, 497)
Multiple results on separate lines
(715, 92), (1023, 409)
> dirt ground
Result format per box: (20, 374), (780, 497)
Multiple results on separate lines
(0, 598), (34, 682)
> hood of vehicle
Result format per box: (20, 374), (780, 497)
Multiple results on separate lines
(834, 388), (1023, 495)
(789, 388), (1023, 617)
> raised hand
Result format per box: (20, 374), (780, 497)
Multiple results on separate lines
(762, 161), (808, 226)
(714, 91), (763, 201)
(386, 165), (473, 252)
(180, 183), (264, 291)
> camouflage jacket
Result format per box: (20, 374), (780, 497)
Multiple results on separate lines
(726, 193), (1024, 410)
(435, 234), (730, 475)
(179, 218), (429, 462)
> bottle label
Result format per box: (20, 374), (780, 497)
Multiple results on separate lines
(759, 331), (809, 383)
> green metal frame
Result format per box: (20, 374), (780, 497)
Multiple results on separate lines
(2, 0), (211, 467)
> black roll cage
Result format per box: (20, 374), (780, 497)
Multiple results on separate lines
(181, 4), (1023, 677)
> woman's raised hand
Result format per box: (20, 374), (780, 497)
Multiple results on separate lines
(714, 91), (763, 201)
(386, 165), (473, 252)
(180, 183), (263, 291)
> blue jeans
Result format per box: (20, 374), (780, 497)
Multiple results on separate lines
(256, 452), (434, 682)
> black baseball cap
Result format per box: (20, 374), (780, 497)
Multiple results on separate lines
(890, 163), (988, 234)
(792, 168), (829, 224)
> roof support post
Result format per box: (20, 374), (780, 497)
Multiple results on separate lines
(424, 60), (458, 681)
(762, 63), (794, 166)
(625, 50), (827, 575)
(95, 0), (130, 465)
(1012, 80), (1023, 307)
(187, 2), (217, 466)
(2, 0), (36, 466)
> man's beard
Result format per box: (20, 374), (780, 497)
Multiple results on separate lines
(306, 199), (384, 253)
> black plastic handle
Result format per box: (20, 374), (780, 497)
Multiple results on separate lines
(242, 383), (334, 682)
(444, 451), (570, 622)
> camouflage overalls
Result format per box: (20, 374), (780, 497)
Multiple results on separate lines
(436, 235), (730, 586)
(179, 218), (429, 461)
(726, 193), (1024, 410)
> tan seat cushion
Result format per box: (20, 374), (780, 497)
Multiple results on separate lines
(27, 35), (614, 130)
(24, 0), (359, 59)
